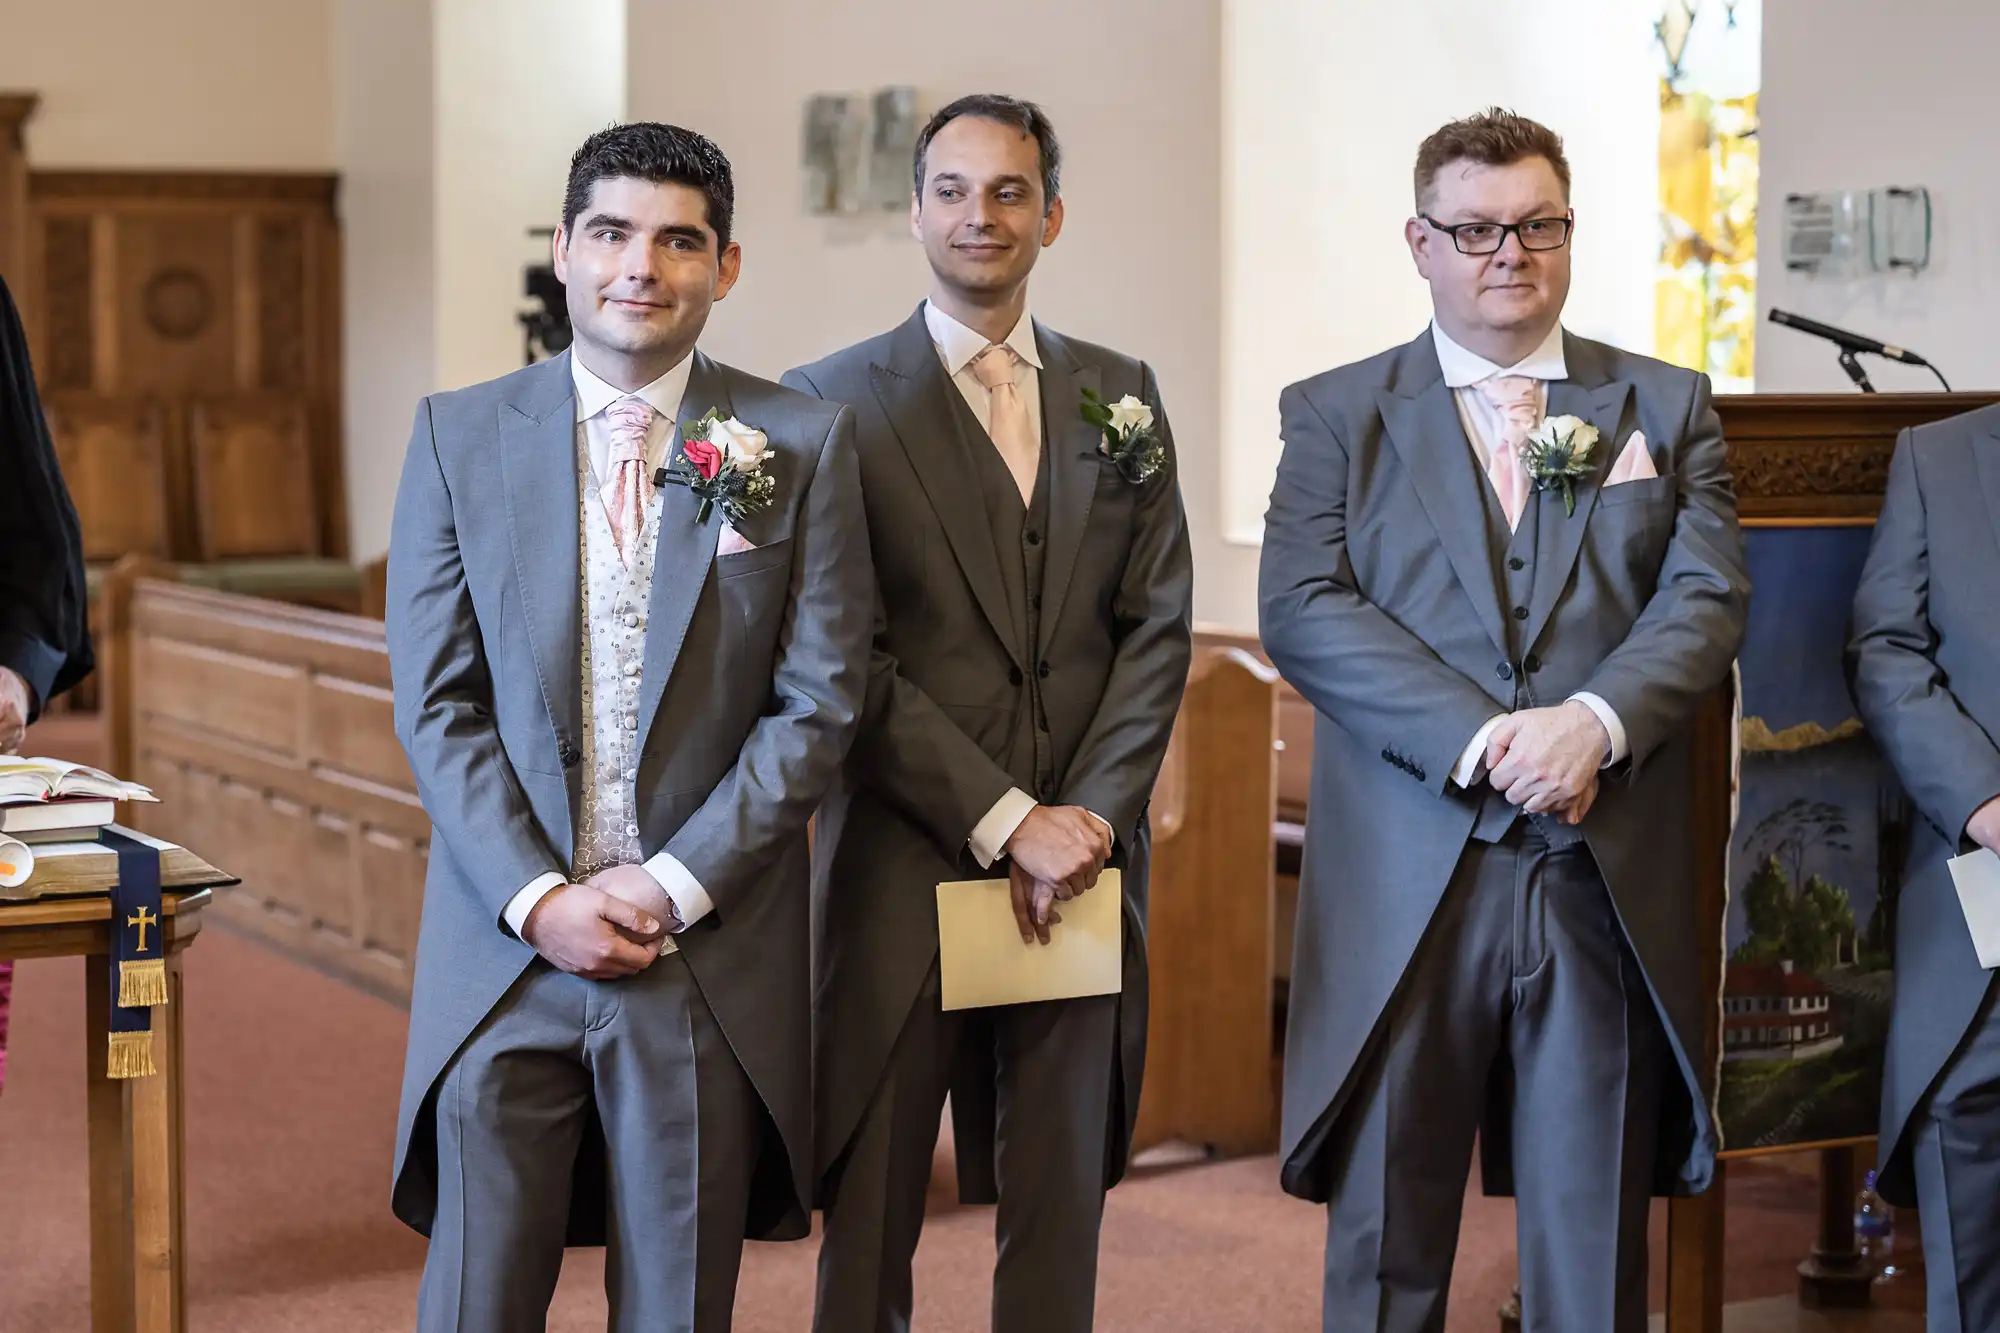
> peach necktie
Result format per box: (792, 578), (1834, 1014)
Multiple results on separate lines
(601, 396), (654, 566)
(1476, 374), (1541, 531)
(969, 343), (1038, 503)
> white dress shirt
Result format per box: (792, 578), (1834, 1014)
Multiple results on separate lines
(920, 301), (1111, 866)
(501, 351), (715, 941)
(1428, 321), (1630, 787)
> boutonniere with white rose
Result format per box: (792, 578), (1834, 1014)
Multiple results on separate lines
(654, 410), (777, 525)
(1519, 414), (1600, 517)
(1080, 387), (1165, 485)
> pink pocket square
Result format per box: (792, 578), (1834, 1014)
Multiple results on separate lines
(717, 525), (757, 556)
(1604, 432), (1659, 486)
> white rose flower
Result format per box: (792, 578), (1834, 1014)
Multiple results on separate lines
(1529, 414), (1598, 461)
(710, 416), (771, 471)
(1106, 394), (1155, 437)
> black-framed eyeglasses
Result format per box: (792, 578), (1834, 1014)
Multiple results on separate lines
(1421, 214), (1573, 255)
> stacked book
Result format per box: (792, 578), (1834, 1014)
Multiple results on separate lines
(0, 757), (221, 900)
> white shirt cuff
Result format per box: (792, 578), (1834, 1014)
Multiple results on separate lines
(1568, 692), (1628, 766)
(969, 787), (1039, 869)
(1082, 808), (1114, 848)
(642, 849), (715, 930)
(1453, 715), (1510, 789)
(503, 871), (567, 939)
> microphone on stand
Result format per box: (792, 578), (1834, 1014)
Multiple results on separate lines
(1766, 309), (1952, 392)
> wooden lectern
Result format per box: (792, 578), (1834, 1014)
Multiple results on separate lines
(1653, 391), (2000, 1333)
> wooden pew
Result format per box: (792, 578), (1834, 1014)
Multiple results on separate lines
(1132, 646), (1281, 1158)
(101, 564), (426, 1003)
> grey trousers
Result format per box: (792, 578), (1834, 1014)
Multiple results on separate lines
(1912, 975), (2000, 1333)
(1320, 829), (1667, 1333)
(416, 952), (761, 1333)
(813, 966), (1119, 1333)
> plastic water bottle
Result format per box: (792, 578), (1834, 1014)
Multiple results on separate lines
(1855, 1169), (1899, 1281)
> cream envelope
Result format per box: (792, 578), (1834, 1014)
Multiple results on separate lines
(1604, 431), (1659, 486)
(936, 870), (1123, 1011)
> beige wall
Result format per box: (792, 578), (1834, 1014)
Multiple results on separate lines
(1759, 0), (2000, 391)
(433, 0), (625, 394)
(336, 0), (436, 563)
(0, 0), (334, 167)
(625, 0), (1238, 625)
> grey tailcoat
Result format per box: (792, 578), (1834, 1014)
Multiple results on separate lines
(1846, 404), (2000, 1206)
(783, 305), (1194, 1201)
(385, 349), (873, 1244)
(1259, 330), (1750, 1201)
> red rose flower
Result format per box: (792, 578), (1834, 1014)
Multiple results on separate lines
(682, 436), (723, 481)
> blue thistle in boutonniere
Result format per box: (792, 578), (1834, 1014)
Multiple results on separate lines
(1080, 387), (1165, 484)
(653, 409), (777, 525)
(1519, 414), (1601, 516)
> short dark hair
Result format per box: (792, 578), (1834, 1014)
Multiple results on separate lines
(912, 94), (1061, 214)
(562, 122), (735, 249)
(1414, 108), (1571, 212)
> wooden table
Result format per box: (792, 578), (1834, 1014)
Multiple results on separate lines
(0, 887), (213, 1333)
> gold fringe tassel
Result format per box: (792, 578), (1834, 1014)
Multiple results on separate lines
(118, 957), (168, 1009)
(107, 1030), (156, 1080)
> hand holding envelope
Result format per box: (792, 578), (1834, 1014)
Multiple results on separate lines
(937, 869), (1122, 1011)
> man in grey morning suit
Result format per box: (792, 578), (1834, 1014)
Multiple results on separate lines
(1258, 110), (1748, 1333)
(785, 96), (1192, 1333)
(385, 124), (871, 1333)
(1847, 404), (2000, 1333)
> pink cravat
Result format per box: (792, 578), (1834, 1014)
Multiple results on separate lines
(1476, 374), (1541, 531)
(601, 396), (655, 566)
(970, 343), (1038, 503)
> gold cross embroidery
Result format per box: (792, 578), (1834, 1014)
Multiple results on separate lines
(128, 906), (157, 954)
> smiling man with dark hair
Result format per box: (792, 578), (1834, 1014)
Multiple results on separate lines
(386, 121), (872, 1333)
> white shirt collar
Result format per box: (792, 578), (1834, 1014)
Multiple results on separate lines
(571, 350), (695, 425)
(924, 299), (1044, 378)
(1430, 320), (1568, 388)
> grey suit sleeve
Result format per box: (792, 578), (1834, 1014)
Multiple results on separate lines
(1575, 372), (1750, 771)
(781, 364), (1020, 862)
(1847, 431), (2000, 845)
(661, 406), (873, 901)
(1059, 363), (1194, 847)
(387, 399), (565, 921)
(1258, 383), (1504, 796)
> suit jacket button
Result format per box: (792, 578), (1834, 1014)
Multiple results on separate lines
(1037, 662), (1051, 680)
(558, 740), (581, 767)
(1509, 556), (1526, 571)
(1413, 767), (1427, 782)
(1513, 605), (1529, 621)
(1026, 531), (1042, 547)
(1496, 662), (1514, 681)
(1009, 666), (1024, 687)
(1524, 653), (1542, 673)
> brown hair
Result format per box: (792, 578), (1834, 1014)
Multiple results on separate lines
(1414, 108), (1570, 211)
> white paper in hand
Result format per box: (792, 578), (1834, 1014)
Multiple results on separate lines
(936, 870), (1122, 1011)
(1948, 847), (2000, 969)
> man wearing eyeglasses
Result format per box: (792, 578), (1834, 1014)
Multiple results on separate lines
(1258, 108), (1748, 1333)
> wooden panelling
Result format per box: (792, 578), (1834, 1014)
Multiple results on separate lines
(1194, 624), (1312, 822)
(1133, 647), (1281, 1158)
(44, 396), (173, 560)
(27, 167), (346, 563)
(113, 212), (238, 394)
(1720, 392), (2000, 520)
(41, 214), (93, 390)
(0, 94), (33, 297)
(189, 397), (318, 558)
(111, 575), (426, 1001)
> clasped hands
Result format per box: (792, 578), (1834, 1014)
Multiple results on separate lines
(521, 864), (682, 979)
(1003, 804), (1112, 947)
(1481, 700), (1612, 825)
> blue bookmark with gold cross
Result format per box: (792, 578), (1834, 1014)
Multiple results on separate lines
(97, 828), (168, 1079)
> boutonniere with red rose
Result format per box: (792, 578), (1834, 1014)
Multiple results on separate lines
(654, 410), (777, 524)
